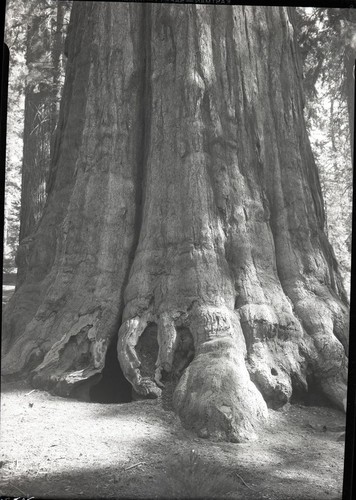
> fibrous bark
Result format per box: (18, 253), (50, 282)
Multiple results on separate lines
(16, 1), (71, 285)
(2, 3), (349, 442)
(19, 12), (53, 244)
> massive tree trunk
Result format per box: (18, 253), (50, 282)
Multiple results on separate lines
(2, 3), (349, 442)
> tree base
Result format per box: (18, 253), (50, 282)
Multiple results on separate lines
(173, 338), (268, 442)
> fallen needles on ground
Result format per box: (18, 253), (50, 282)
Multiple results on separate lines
(8, 482), (27, 496)
(234, 472), (255, 491)
(25, 389), (36, 396)
(125, 461), (146, 471)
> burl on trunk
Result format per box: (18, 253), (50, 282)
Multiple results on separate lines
(2, 3), (348, 442)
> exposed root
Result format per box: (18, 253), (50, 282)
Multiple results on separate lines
(117, 314), (161, 398)
(173, 336), (268, 442)
(171, 305), (268, 442)
(117, 309), (194, 399)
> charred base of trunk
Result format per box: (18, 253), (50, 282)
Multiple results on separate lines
(89, 333), (132, 404)
(290, 373), (337, 408)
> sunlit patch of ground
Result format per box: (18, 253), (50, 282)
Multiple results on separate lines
(0, 380), (346, 499)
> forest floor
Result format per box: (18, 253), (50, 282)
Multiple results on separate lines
(0, 379), (346, 500)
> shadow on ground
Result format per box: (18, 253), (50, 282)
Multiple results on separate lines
(0, 383), (346, 500)
(0, 445), (344, 500)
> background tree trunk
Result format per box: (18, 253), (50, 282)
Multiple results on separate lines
(344, 43), (355, 161)
(19, 9), (53, 243)
(16, 1), (71, 286)
(2, 3), (349, 442)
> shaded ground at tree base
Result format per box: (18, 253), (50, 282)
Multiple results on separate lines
(0, 380), (345, 499)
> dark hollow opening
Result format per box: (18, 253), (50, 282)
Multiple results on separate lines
(271, 367), (278, 376)
(162, 327), (195, 410)
(135, 322), (159, 379)
(89, 333), (132, 404)
(291, 373), (332, 408)
(133, 322), (159, 400)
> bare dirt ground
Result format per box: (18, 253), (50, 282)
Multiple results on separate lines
(0, 378), (346, 500)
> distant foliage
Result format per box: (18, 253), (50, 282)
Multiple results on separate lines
(296, 7), (355, 296)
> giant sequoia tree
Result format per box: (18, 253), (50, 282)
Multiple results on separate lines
(2, 3), (349, 442)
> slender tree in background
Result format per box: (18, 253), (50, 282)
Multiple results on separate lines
(2, 3), (349, 442)
(296, 7), (355, 154)
(3, 0), (27, 272)
(16, 0), (71, 285)
(3, 0), (71, 277)
(20, 6), (53, 243)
